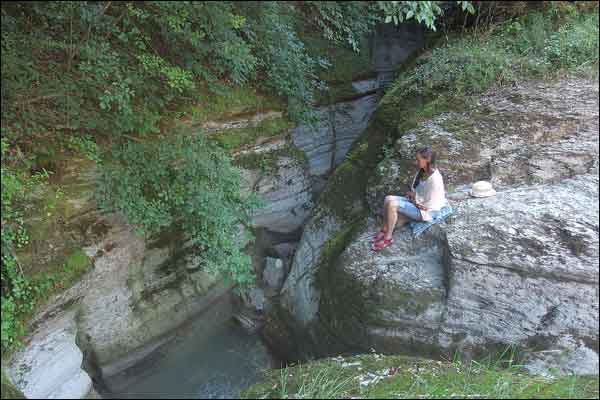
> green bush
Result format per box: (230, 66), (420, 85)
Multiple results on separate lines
(96, 133), (262, 289)
(1, 139), (48, 352)
(398, 39), (516, 97)
(390, 8), (599, 101)
(0, 1), (381, 145)
(500, 10), (599, 74)
(543, 12), (599, 70)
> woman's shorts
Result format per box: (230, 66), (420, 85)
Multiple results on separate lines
(386, 195), (423, 221)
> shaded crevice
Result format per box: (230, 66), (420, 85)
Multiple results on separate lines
(75, 322), (109, 398)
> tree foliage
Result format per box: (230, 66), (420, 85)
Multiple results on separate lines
(96, 133), (262, 289)
(0, 1), (382, 142)
(1, 139), (49, 352)
(1, 1), (478, 145)
(378, 1), (475, 31)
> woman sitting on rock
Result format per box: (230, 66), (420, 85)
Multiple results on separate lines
(372, 146), (447, 251)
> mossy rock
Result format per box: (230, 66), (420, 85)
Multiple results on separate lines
(234, 144), (308, 175)
(210, 117), (294, 151)
(179, 85), (285, 127)
(1, 367), (25, 399)
(17, 156), (105, 277)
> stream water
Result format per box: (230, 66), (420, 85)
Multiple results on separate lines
(99, 294), (275, 399)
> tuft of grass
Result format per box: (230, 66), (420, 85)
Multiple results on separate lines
(243, 351), (600, 399)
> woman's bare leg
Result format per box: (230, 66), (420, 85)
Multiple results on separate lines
(384, 202), (398, 240)
(381, 196), (397, 233)
(383, 202), (410, 240)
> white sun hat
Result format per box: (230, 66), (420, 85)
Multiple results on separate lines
(469, 180), (497, 198)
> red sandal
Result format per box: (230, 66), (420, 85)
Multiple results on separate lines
(372, 238), (393, 252)
(371, 229), (387, 243)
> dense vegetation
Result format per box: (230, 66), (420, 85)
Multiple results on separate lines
(96, 133), (262, 289)
(377, 1), (599, 150)
(389, 2), (599, 101)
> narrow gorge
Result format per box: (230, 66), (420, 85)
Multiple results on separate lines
(3, 27), (416, 396)
(2, 3), (598, 399)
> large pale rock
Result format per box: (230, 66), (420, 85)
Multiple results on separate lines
(367, 78), (599, 212)
(288, 174), (599, 374)
(293, 94), (378, 177)
(330, 221), (449, 353)
(276, 77), (600, 374)
(75, 218), (232, 378)
(280, 212), (342, 327)
(243, 154), (314, 234)
(438, 174), (599, 352)
(6, 311), (92, 399)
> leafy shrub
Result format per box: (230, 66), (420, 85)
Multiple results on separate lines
(390, 7), (599, 101)
(500, 9), (599, 74)
(66, 134), (101, 162)
(0, 1), (382, 146)
(543, 12), (599, 70)
(250, 2), (329, 123)
(96, 133), (262, 289)
(398, 39), (515, 97)
(1, 139), (48, 352)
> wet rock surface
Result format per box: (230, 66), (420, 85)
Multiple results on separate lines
(241, 152), (314, 234)
(263, 257), (286, 296)
(238, 89), (379, 234)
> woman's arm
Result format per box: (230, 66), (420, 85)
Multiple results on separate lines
(406, 171), (420, 203)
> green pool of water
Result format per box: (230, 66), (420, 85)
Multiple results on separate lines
(101, 295), (274, 399)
